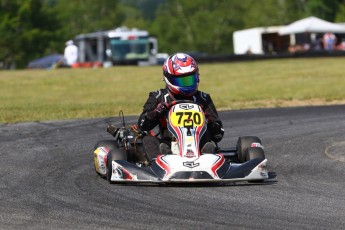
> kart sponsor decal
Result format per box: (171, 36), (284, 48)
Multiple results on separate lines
(258, 162), (268, 177)
(186, 137), (194, 142)
(100, 147), (110, 153)
(185, 149), (196, 158)
(258, 163), (267, 170)
(112, 162), (134, 180)
(102, 154), (107, 170)
(112, 164), (123, 179)
(183, 161), (200, 168)
(251, 143), (264, 149)
(179, 104), (194, 110)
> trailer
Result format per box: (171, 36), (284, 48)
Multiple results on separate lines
(72, 27), (158, 67)
(233, 26), (289, 55)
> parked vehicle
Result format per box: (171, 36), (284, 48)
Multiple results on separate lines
(72, 26), (158, 67)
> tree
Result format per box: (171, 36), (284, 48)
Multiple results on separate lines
(120, 0), (166, 21)
(304, 0), (343, 22)
(335, 0), (345, 22)
(241, 0), (293, 28)
(1, 0), (345, 69)
(0, 0), (60, 68)
(52, 0), (124, 40)
(151, 0), (246, 54)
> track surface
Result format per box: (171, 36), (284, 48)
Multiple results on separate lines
(1, 105), (345, 229)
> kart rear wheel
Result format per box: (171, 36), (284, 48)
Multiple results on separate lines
(236, 136), (262, 163)
(106, 148), (127, 183)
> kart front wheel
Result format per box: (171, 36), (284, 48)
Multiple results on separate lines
(245, 147), (265, 161)
(94, 140), (119, 176)
(236, 136), (262, 163)
(106, 148), (127, 183)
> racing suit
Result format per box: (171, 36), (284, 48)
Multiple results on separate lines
(138, 88), (224, 146)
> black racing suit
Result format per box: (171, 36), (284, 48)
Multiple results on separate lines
(138, 88), (224, 146)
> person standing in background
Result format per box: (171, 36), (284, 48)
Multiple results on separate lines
(322, 32), (337, 51)
(64, 40), (78, 66)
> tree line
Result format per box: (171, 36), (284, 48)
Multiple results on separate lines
(1, 0), (345, 69)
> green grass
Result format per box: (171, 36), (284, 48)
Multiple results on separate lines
(1, 57), (345, 123)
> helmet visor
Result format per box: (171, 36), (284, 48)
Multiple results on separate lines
(168, 74), (198, 87)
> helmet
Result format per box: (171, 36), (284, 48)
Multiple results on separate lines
(163, 53), (199, 96)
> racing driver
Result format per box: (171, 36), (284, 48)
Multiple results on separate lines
(138, 53), (224, 155)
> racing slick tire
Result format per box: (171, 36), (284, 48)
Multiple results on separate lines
(93, 140), (119, 176)
(245, 147), (265, 161)
(236, 136), (262, 163)
(106, 148), (127, 183)
(245, 147), (266, 183)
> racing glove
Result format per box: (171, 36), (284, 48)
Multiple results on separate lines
(208, 121), (224, 143)
(146, 102), (169, 120)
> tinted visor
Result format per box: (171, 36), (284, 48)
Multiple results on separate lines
(168, 74), (198, 87)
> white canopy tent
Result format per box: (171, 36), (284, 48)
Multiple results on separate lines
(278, 16), (345, 47)
(279, 16), (345, 35)
(232, 16), (345, 54)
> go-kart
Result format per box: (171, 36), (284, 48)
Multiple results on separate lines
(93, 101), (268, 184)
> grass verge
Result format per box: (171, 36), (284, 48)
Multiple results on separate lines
(1, 57), (345, 123)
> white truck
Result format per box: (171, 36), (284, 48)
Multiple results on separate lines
(73, 27), (159, 66)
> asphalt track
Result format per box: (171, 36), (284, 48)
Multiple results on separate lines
(1, 105), (345, 230)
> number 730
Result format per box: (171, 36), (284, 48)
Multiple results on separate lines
(175, 112), (202, 125)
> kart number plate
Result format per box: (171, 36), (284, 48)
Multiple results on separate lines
(170, 111), (204, 127)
